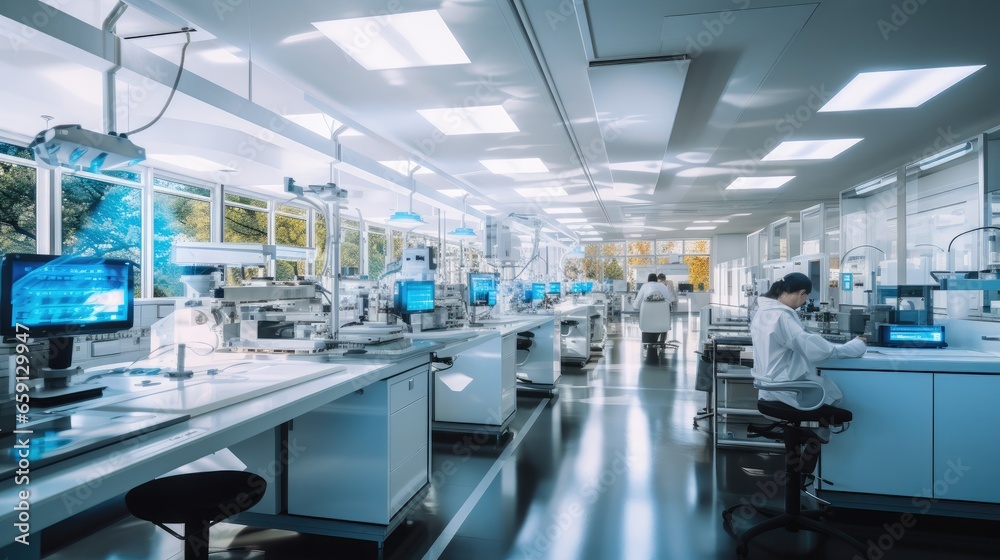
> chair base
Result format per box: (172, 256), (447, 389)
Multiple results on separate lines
(723, 499), (864, 559)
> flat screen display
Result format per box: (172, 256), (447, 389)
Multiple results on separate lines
(1, 253), (134, 339)
(547, 282), (561, 295)
(396, 281), (435, 315)
(532, 283), (546, 301)
(468, 273), (498, 306)
(842, 272), (853, 291)
(879, 324), (946, 348)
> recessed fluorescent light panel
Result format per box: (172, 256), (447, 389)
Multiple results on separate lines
(543, 208), (583, 215)
(438, 189), (466, 198)
(819, 65), (985, 112)
(514, 186), (568, 198)
(730, 213), (752, 217)
(417, 106), (518, 135)
(148, 154), (236, 173)
(556, 218), (587, 224)
(762, 139), (863, 161)
(471, 204), (494, 212)
(312, 10), (470, 70)
(685, 226), (717, 231)
(726, 176), (795, 190)
(480, 158), (548, 174)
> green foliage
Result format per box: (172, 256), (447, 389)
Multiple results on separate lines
(153, 192), (210, 296)
(604, 259), (624, 280)
(0, 159), (36, 256)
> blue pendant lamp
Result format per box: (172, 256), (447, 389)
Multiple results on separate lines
(449, 194), (477, 238)
(388, 182), (425, 228)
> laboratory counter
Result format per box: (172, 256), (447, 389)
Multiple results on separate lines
(815, 338), (1000, 516)
(0, 351), (435, 554)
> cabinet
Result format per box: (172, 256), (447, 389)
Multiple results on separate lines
(710, 337), (781, 450)
(287, 365), (430, 524)
(933, 374), (1000, 503)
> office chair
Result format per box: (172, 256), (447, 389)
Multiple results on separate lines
(638, 299), (678, 361)
(722, 379), (865, 559)
(125, 470), (267, 560)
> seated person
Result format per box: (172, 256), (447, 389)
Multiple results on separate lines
(634, 273), (676, 351)
(751, 272), (866, 473)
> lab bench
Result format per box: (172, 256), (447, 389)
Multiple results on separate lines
(0, 352), (437, 557)
(818, 347), (1000, 517)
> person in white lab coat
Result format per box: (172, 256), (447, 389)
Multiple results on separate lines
(633, 273), (675, 314)
(751, 272), (867, 409)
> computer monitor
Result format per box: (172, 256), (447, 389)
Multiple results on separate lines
(531, 283), (546, 302)
(394, 280), (435, 316)
(583, 281), (593, 294)
(1, 253), (134, 368)
(547, 282), (561, 295)
(468, 273), (498, 306)
(678, 283), (694, 292)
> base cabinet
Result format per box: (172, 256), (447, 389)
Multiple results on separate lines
(287, 366), (429, 524)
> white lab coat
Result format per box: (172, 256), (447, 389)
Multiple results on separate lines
(750, 296), (866, 408)
(632, 282), (675, 314)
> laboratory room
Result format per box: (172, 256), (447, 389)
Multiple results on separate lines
(4, 2), (1000, 560)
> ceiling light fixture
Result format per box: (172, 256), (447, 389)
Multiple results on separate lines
(417, 105), (518, 135)
(762, 138), (863, 161)
(914, 142), (974, 171)
(725, 176), (795, 190)
(544, 208), (583, 215)
(312, 10), (470, 70)
(819, 65), (985, 112)
(854, 173), (897, 195)
(515, 186), (568, 198)
(449, 194), (478, 238)
(480, 158), (549, 174)
(685, 226), (717, 231)
(388, 170), (425, 228)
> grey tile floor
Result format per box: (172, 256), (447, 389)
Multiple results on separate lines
(43, 317), (1000, 559)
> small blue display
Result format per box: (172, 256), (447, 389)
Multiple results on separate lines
(468, 273), (498, 306)
(396, 281), (435, 314)
(547, 282), (561, 295)
(841, 272), (853, 292)
(531, 283), (546, 301)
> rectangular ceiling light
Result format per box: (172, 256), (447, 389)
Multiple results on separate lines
(544, 208), (583, 215)
(730, 213), (752, 217)
(471, 204), (494, 212)
(557, 218), (587, 224)
(378, 160), (433, 175)
(762, 138), (863, 161)
(819, 65), (985, 112)
(685, 226), (717, 231)
(148, 154), (236, 173)
(312, 10), (470, 70)
(480, 158), (549, 174)
(418, 105), (518, 135)
(438, 189), (466, 198)
(726, 176), (795, 190)
(514, 186), (568, 197)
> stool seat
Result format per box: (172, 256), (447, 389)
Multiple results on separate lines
(126, 471), (266, 560)
(757, 399), (852, 425)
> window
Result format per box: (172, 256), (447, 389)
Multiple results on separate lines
(275, 206), (308, 280)
(392, 230), (404, 261)
(0, 143), (36, 257)
(153, 178), (211, 296)
(62, 174), (142, 295)
(316, 216), (329, 275)
(224, 193), (268, 283)
(368, 226), (386, 278)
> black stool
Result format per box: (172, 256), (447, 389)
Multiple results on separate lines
(125, 470), (266, 560)
(723, 400), (866, 559)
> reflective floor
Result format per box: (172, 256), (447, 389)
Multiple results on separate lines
(45, 317), (1000, 559)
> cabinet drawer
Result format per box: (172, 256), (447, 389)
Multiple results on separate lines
(389, 444), (428, 519)
(389, 369), (428, 413)
(390, 396), (428, 470)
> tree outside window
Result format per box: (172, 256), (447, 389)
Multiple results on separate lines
(0, 143), (36, 257)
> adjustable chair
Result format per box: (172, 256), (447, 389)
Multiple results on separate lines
(638, 299), (678, 361)
(722, 379), (866, 559)
(125, 470), (267, 560)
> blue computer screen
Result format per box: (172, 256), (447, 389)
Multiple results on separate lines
(397, 281), (435, 314)
(547, 282), (561, 295)
(468, 273), (498, 306)
(532, 283), (546, 301)
(1, 253), (134, 338)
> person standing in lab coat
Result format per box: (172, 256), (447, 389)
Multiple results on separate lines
(633, 273), (674, 314)
(751, 272), (867, 408)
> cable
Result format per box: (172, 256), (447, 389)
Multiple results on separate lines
(123, 31), (191, 136)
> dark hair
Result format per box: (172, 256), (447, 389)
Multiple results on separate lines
(647, 273), (658, 282)
(763, 272), (812, 299)
(656, 273), (666, 280)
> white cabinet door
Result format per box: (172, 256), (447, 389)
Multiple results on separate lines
(934, 374), (1000, 503)
(821, 370), (933, 497)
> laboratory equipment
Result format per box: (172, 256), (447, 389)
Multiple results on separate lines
(878, 324), (946, 348)
(0, 253), (134, 405)
(29, 124), (146, 171)
(394, 281), (436, 317)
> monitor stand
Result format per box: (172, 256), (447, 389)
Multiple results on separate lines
(29, 337), (106, 407)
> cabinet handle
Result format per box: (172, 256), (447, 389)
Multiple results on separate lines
(409, 378), (414, 390)
(982, 336), (1000, 341)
